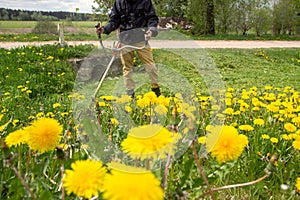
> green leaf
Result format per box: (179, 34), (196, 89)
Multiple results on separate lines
(39, 190), (53, 200)
(179, 157), (194, 187)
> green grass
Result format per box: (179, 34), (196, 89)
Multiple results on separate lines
(189, 33), (300, 41)
(1, 20), (300, 41)
(0, 20), (99, 29)
(0, 21), (37, 28)
(72, 21), (99, 28)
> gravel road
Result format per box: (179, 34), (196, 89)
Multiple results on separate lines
(1, 40), (300, 49)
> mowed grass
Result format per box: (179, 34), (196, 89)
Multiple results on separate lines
(100, 47), (300, 96)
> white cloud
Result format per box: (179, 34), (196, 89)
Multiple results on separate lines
(0, 0), (97, 13)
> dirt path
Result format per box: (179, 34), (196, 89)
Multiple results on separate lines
(1, 40), (300, 49)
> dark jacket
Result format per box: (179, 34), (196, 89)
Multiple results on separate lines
(103, 0), (159, 44)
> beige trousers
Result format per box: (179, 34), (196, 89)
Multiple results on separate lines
(120, 42), (159, 91)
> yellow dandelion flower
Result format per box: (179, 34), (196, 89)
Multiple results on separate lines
(53, 103), (61, 109)
(157, 96), (171, 107)
(110, 118), (119, 125)
(284, 123), (297, 133)
(292, 140), (300, 150)
(103, 162), (164, 200)
(63, 159), (106, 199)
(5, 129), (28, 147)
(0, 120), (11, 132)
(177, 103), (196, 120)
(282, 134), (293, 141)
(270, 137), (278, 144)
(296, 177), (300, 193)
(143, 91), (158, 104)
(205, 125), (248, 163)
(26, 118), (63, 153)
(293, 134), (300, 140)
(46, 112), (54, 118)
(100, 95), (117, 101)
(227, 87), (234, 92)
(231, 122), (238, 127)
(264, 93), (277, 101)
(239, 124), (254, 131)
(239, 102), (249, 112)
(125, 105), (132, 113)
(36, 112), (44, 118)
(98, 101), (107, 107)
(61, 112), (68, 117)
(223, 108), (234, 115)
(261, 134), (270, 140)
(211, 105), (220, 111)
(154, 104), (168, 115)
(198, 136), (206, 144)
(254, 118), (265, 126)
(58, 143), (68, 150)
(121, 124), (181, 160)
(46, 55), (54, 60)
(252, 98), (262, 107)
(293, 116), (300, 127)
(265, 85), (273, 90)
(137, 97), (151, 108)
(116, 94), (132, 103)
(206, 125), (212, 131)
(225, 98), (232, 106)
(252, 107), (260, 111)
(267, 104), (279, 113)
(233, 111), (241, 115)
(12, 119), (19, 127)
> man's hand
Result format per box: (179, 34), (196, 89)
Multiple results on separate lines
(95, 27), (104, 35)
(145, 30), (152, 41)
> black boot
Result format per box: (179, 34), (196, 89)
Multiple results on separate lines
(152, 87), (161, 97)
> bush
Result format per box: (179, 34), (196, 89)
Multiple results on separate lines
(32, 19), (57, 34)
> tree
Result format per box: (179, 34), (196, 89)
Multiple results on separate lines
(17, 11), (31, 21)
(206, 0), (215, 35)
(0, 8), (9, 20)
(273, 0), (299, 34)
(92, 0), (115, 15)
(215, 0), (237, 34)
(187, 0), (207, 34)
(31, 12), (44, 21)
(253, 7), (272, 36)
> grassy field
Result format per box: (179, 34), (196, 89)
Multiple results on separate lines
(0, 20), (99, 28)
(1, 20), (300, 41)
(0, 43), (300, 199)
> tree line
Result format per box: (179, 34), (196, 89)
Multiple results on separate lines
(93, 0), (300, 36)
(0, 8), (93, 21)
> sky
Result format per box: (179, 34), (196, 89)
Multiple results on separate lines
(0, 0), (97, 13)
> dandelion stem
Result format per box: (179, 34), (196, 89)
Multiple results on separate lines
(199, 172), (271, 198)
(0, 139), (36, 199)
(192, 141), (215, 200)
(199, 154), (277, 198)
(162, 153), (172, 190)
(61, 163), (65, 200)
(11, 165), (36, 200)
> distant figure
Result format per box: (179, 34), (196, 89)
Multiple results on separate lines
(96, 0), (161, 98)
